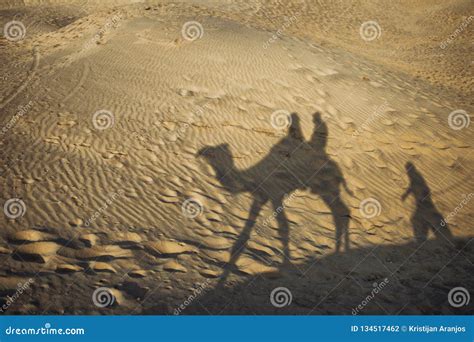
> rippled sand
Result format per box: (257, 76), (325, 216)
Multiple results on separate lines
(0, 0), (472, 314)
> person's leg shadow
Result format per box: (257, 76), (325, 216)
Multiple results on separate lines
(401, 162), (454, 244)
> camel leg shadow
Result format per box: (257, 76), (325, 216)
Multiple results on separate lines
(310, 170), (351, 253)
(320, 192), (351, 253)
(272, 197), (292, 266)
(217, 195), (295, 287)
(217, 198), (266, 287)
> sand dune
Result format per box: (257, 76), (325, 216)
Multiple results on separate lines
(0, 0), (472, 314)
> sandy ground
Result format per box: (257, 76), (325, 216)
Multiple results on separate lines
(0, 0), (473, 314)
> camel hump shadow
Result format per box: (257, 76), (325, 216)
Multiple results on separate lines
(198, 112), (352, 283)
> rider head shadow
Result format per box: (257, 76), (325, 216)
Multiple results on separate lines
(198, 112), (352, 284)
(401, 161), (453, 244)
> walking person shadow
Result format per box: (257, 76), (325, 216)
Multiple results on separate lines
(401, 162), (453, 244)
(198, 112), (352, 284)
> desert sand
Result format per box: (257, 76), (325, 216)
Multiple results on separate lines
(0, 0), (473, 314)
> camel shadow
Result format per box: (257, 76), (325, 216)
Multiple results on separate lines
(401, 162), (453, 244)
(198, 112), (352, 284)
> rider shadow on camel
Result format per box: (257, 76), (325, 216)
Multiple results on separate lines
(198, 112), (353, 283)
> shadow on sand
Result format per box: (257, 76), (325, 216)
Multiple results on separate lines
(198, 113), (352, 285)
(402, 162), (453, 244)
(184, 112), (473, 315)
(181, 238), (473, 315)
